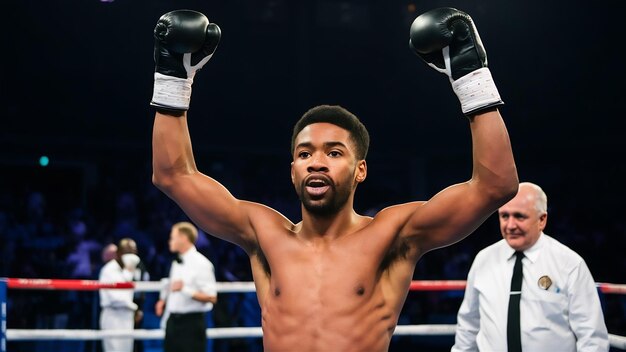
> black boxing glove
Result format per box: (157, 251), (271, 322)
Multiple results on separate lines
(150, 9), (221, 112)
(409, 7), (503, 115)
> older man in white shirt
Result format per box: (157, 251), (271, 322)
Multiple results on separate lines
(99, 238), (141, 352)
(155, 221), (218, 352)
(452, 182), (609, 352)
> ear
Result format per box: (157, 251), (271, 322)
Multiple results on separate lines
(538, 212), (548, 231)
(290, 161), (295, 185)
(355, 160), (367, 183)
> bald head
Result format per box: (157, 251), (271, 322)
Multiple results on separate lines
(517, 182), (548, 215)
(498, 182), (548, 251)
(102, 243), (118, 263)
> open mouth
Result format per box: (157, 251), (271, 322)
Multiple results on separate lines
(305, 177), (331, 197)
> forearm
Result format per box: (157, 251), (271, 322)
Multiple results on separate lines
(104, 292), (138, 310)
(409, 9), (518, 203)
(150, 10), (219, 185)
(191, 292), (217, 304)
(152, 112), (198, 186)
(468, 109), (518, 200)
(180, 285), (217, 303)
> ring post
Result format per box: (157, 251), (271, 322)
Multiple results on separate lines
(1, 278), (7, 352)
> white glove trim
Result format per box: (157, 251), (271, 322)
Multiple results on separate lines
(183, 52), (214, 80)
(151, 72), (193, 110)
(427, 46), (452, 77)
(452, 67), (502, 115)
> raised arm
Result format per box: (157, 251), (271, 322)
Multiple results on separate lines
(150, 10), (255, 249)
(396, 8), (518, 253)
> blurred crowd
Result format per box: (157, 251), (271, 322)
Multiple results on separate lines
(1, 156), (625, 352)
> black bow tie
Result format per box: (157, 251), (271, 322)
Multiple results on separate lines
(174, 255), (183, 264)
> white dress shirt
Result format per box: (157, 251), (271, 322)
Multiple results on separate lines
(161, 246), (217, 314)
(452, 233), (609, 352)
(99, 259), (137, 310)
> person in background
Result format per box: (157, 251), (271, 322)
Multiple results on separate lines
(99, 238), (142, 352)
(452, 182), (609, 352)
(156, 222), (218, 352)
(101, 243), (118, 264)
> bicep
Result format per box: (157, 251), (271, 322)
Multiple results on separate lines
(402, 182), (497, 253)
(162, 171), (256, 248)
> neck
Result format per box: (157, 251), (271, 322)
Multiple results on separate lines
(178, 244), (193, 255)
(299, 201), (360, 240)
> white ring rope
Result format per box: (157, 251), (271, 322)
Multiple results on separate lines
(134, 280), (257, 293)
(3, 279), (626, 349)
(6, 326), (626, 349)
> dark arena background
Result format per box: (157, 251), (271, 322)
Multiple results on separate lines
(1, 0), (625, 351)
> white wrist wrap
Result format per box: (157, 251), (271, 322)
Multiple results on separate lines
(181, 286), (197, 298)
(452, 67), (502, 115)
(152, 72), (193, 110)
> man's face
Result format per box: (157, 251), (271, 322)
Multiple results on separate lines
(291, 123), (366, 216)
(168, 229), (183, 253)
(498, 186), (547, 251)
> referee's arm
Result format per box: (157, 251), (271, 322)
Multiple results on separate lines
(187, 262), (218, 304)
(452, 259), (481, 352)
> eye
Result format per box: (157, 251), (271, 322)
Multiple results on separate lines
(298, 151), (311, 159)
(328, 150), (342, 157)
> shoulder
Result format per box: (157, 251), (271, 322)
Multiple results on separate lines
(542, 234), (585, 269)
(244, 201), (295, 235)
(472, 239), (506, 266)
(192, 251), (215, 269)
(101, 260), (117, 271)
(375, 201), (427, 218)
(99, 260), (118, 278)
(369, 201), (426, 231)
(245, 201), (293, 224)
(470, 239), (507, 271)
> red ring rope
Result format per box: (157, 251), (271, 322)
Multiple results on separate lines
(6, 278), (133, 290)
(5, 278), (626, 294)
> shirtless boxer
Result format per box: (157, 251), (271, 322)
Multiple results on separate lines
(150, 7), (518, 351)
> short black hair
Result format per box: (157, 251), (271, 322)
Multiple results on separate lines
(291, 105), (370, 160)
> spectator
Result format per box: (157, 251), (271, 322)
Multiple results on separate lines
(99, 238), (142, 352)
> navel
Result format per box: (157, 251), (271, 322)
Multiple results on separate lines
(274, 287), (281, 297)
(356, 286), (365, 296)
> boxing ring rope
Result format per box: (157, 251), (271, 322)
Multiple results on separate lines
(2, 278), (626, 350)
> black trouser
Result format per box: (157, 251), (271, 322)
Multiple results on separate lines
(164, 312), (207, 352)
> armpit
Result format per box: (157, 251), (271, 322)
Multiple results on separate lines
(379, 238), (412, 272)
(251, 245), (271, 277)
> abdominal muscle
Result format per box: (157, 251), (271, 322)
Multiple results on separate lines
(259, 276), (399, 352)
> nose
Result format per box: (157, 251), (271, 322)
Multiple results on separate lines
(504, 217), (517, 231)
(307, 155), (329, 173)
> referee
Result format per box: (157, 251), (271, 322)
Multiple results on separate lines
(155, 222), (218, 352)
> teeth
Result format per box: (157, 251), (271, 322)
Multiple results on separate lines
(308, 180), (326, 187)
